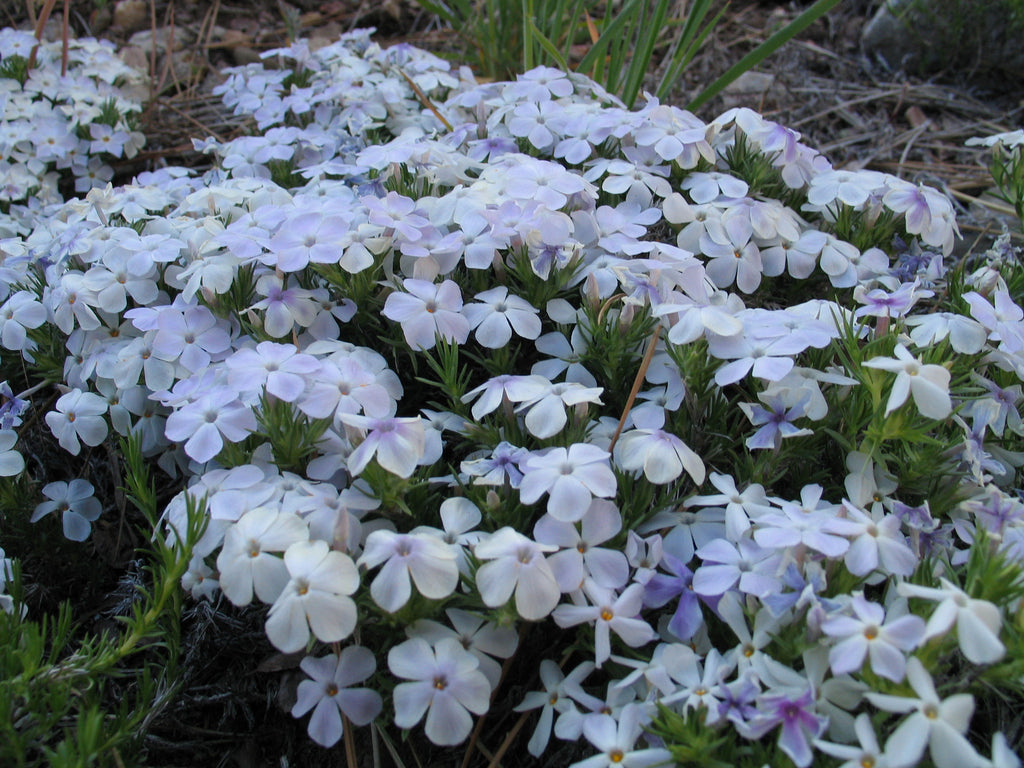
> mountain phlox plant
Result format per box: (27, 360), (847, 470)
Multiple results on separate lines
(4, 22), (1024, 767)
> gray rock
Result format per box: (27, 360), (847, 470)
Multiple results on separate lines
(862, 0), (1024, 82)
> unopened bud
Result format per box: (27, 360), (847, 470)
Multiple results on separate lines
(584, 273), (601, 313)
(618, 301), (636, 333)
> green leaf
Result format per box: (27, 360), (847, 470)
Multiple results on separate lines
(687, 0), (843, 112)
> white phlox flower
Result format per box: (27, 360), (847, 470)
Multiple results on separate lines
(265, 540), (360, 652)
(358, 529), (459, 612)
(473, 527), (560, 620)
(389, 636), (491, 745)
(571, 703), (671, 768)
(863, 343), (951, 419)
(291, 647), (382, 747)
(898, 578), (1005, 664)
(408, 608), (518, 690)
(613, 425), (705, 486)
(30, 478), (102, 541)
(820, 595), (925, 682)
(865, 657), (982, 768)
(518, 443), (617, 522)
(552, 580), (657, 667)
(216, 506), (309, 605)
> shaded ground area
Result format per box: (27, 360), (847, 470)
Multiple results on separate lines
(3, 1), (1022, 766)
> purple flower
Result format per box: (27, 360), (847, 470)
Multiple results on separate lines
(742, 688), (827, 767)
(739, 394), (812, 450)
(643, 552), (705, 640)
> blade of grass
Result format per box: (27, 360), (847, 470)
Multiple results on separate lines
(686, 0), (842, 112)
(575, 0), (643, 78)
(620, 0), (673, 108)
(522, 0), (534, 71)
(528, 18), (571, 71)
(656, 0), (725, 102)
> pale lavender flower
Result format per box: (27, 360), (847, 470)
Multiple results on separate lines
(164, 388), (257, 464)
(821, 595), (925, 682)
(613, 426), (705, 485)
(291, 647), (382, 747)
(473, 527), (560, 620)
(339, 413), (426, 478)
(250, 274), (319, 338)
(573, 704), (671, 768)
(265, 540), (360, 652)
(838, 500), (917, 577)
(216, 507), (309, 605)
(685, 472), (773, 542)
(753, 485), (853, 558)
(515, 659), (596, 757)
(381, 278), (469, 351)
(0, 430), (24, 477)
(739, 393), (812, 450)
(408, 608), (518, 690)
(45, 388), (108, 455)
(692, 538), (782, 599)
(30, 479), (102, 541)
(518, 443), (617, 522)
(518, 380), (605, 439)
(534, 499), (629, 592)
(150, 303), (232, 372)
(865, 658), (981, 768)
(389, 636), (491, 745)
(642, 551), (704, 640)
(0, 291), (46, 352)
(358, 530), (459, 612)
(814, 713), (894, 768)
(463, 286), (542, 348)
(863, 343), (951, 420)
(298, 351), (401, 420)
(225, 342), (321, 402)
(552, 580), (657, 667)
(853, 280), (931, 320)
(460, 441), (528, 488)
(897, 578), (1005, 664)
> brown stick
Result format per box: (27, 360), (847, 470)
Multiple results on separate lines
(60, 0), (69, 77)
(27, 0), (60, 70)
(608, 324), (662, 453)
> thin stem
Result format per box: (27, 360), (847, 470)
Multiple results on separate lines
(343, 713), (358, 768)
(27, 0), (59, 70)
(608, 324), (662, 453)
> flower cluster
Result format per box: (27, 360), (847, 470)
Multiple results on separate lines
(0, 28), (147, 220)
(2, 25), (1023, 766)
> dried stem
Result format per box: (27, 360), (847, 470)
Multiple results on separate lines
(608, 324), (662, 453)
(27, 0), (60, 69)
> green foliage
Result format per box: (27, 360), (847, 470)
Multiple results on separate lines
(0, 53), (29, 86)
(0, 435), (205, 767)
(416, 0), (841, 109)
(986, 143), (1024, 229)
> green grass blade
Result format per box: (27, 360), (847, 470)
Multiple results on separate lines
(686, 0), (842, 112)
(522, 0), (535, 70)
(413, 0), (460, 26)
(620, 0), (673, 107)
(528, 18), (571, 70)
(575, 0), (644, 76)
(656, 1), (727, 101)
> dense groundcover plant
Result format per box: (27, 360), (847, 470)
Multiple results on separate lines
(3, 24), (1024, 766)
